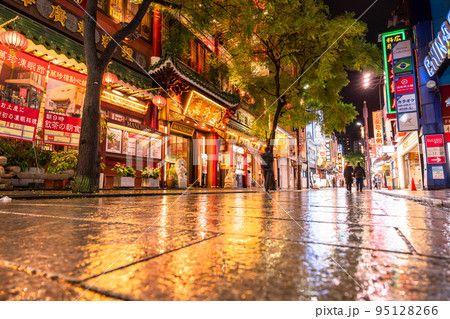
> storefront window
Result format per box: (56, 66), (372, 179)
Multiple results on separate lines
(168, 135), (189, 163)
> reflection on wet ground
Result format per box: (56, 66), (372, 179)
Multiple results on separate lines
(0, 189), (448, 300)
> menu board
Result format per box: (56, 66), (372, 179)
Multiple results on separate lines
(106, 128), (122, 153)
(43, 112), (81, 147)
(136, 135), (150, 157)
(0, 101), (39, 142)
(122, 131), (137, 155)
(150, 138), (162, 159)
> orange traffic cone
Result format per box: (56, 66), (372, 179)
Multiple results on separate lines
(411, 178), (417, 191)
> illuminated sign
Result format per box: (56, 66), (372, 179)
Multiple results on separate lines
(171, 122), (195, 136)
(184, 91), (227, 128)
(0, 101), (39, 142)
(381, 29), (407, 114)
(424, 10), (450, 78)
(392, 40), (419, 132)
(43, 112), (81, 147)
(372, 111), (383, 146)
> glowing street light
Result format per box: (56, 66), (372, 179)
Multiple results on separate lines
(363, 73), (371, 88)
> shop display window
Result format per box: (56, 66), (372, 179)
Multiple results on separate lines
(151, 137), (162, 159)
(106, 128), (122, 153)
(136, 134), (150, 157)
(122, 131), (137, 155)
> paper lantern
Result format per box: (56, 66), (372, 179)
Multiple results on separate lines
(0, 31), (28, 55)
(152, 95), (166, 107)
(102, 72), (118, 87)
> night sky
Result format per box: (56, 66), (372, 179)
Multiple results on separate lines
(325, 0), (398, 137)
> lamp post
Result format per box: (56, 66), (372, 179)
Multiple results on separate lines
(363, 101), (372, 190)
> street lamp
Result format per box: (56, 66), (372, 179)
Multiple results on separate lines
(362, 101), (372, 190)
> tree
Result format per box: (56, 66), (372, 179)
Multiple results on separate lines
(185, 0), (380, 147)
(73, 0), (179, 193)
(344, 151), (365, 168)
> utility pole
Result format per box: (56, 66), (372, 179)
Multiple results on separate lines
(363, 101), (372, 190)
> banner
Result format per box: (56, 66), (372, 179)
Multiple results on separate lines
(0, 101), (39, 142)
(43, 112), (81, 147)
(372, 111), (383, 146)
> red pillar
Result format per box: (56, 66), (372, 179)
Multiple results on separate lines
(212, 133), (218, 187)
(244, 149), (248, 187)
(150, 103), (159, 130)
(152, 8), (162, 58)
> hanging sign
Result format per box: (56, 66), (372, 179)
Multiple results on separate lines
(392, 40), (419, 132)
(372, 111), (384, 146)
(184, 91), (227, 129)
(43, 112), (82, 147)
(0, 101), (39, 142)
(0, 44), (48, 75)
(425, 134), (446, 164)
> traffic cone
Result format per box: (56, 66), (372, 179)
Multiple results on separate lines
(411, 178), (417, 191)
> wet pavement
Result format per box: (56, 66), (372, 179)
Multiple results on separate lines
(0, 189), (448, 300)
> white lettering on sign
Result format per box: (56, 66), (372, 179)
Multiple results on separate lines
(424, 10), (450, 77)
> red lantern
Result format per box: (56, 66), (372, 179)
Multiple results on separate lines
(102, 72), (118, 87)
(250, 136), (258, 143)
(0, 31), (28, 55)
(152, 95), (166, 107)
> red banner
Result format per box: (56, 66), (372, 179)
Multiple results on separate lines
(395, 75), (415, 95)
(0, 100), (39, 142)
(43, 112), (82, 147)
(0, 44), (48, 75)
(49, 64), (87, 88)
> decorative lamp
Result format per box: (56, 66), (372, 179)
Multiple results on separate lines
(250, 136), (258, 143)
(102, 72), (118, 89)
(0, 31), (28, 55)
(152, 95), (167, 107)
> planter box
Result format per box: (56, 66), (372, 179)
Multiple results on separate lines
(142, 178), (159, 188)
(113, 176), (135, 187)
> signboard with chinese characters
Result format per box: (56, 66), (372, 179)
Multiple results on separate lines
(0, 101), (39, 142)
(184, 91), (227, 129)
(392, 40), (419, 132)
(325, 135), (331, 162)
(372, 111), (383, 146)
(171, 122), (195, 136)
(43, 112), (81, 147)
(425, 134), (446, 164)
(0, 44), (48, 76)
(45, 65), (86, 118)
(381, 29), (407, 114)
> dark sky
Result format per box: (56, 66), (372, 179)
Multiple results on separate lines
(325, 0), (398, 137)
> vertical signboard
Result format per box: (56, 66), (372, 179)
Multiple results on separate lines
(381, 29), (407, 115)
(392, 40), (419, 132)
(425, 134), (446, 164)
(372, 111), (383, 146)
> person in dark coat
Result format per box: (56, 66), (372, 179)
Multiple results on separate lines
(353, 162), (366, 192)
(260, 147), (274, 192)
(343, 162), (354, 192)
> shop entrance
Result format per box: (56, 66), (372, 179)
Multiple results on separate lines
(168, 134), (191, 184)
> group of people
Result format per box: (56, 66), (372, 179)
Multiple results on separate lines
(343, 162), (366, 192)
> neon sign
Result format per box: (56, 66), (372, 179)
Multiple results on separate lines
(424, 10), (450, 78)
(381, 29), (407, 114)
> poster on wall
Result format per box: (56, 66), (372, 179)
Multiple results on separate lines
(45, 64), (86, 118)
(0, 44), (47, 141)
(43, 112), (81, 147)
(122, 131), (137, 156)
(150, 138), (162, 159)
(136, 135), (150, 157)
(106, 128), (122, 153)
(431, 166), (445, 179)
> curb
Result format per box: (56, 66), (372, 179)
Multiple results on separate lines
(375, 190), (444, 207)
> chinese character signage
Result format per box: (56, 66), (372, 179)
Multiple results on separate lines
(43, 112), (81, 147)
(0, 44), (48, 76)
(0, 101), (39, 142)
(392, 40), (419, 132)
(49, 64), (87, 88)
(381, 29), (407, 114)
(372, 111), (384, 146)
(184, 91), (227, 129)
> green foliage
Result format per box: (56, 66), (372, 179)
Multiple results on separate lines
(166, 165), (177, 178)
(0, 138), (51, 170)
(141, 167), (161, 179)
(46, 151), (78, 174)
(344, 151), (365, 168)
(112, 163), (136, 177)
(182, 0), (381, 140)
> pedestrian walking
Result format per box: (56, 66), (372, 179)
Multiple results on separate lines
(353, 162), (366, 192)
(260, 147), (274, 192)
(343, 162), (354, 192)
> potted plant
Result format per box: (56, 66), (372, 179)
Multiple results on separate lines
(166, 165), (177, 189)
(112, 163), (136, 187)
(45, 150), (78, 189)
(141, 167), (161, 188)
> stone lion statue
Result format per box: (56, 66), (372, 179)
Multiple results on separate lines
(175, 158), (187, 188)
(224, 167), (237, 188)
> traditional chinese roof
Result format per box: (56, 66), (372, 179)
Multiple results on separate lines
(148, 53), (240, 108)
(227, 118), (251, 135)
(0, 4), (152, 91)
